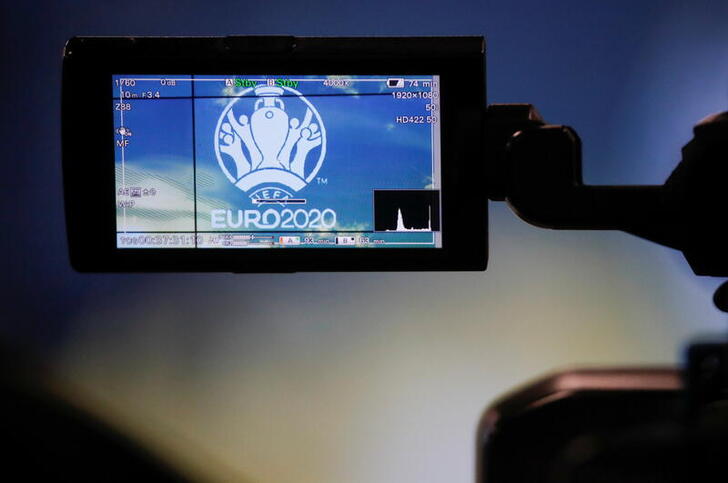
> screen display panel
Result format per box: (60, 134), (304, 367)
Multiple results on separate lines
(113, 74), (442, 249)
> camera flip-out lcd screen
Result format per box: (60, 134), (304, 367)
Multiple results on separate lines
(114, 74), (442, 249)
(63, 36), (486, 271)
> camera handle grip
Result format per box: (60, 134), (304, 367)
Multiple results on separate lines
(487, 105), (728, 277)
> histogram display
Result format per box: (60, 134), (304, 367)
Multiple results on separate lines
(374, 190), (441, 232)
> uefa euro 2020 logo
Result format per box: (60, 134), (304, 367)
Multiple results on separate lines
(214, 84), (326, 201)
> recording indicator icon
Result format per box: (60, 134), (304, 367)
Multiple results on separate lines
(387, 78), (404, 88)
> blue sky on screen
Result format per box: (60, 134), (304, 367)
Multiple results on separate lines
(114, 74), (437, 233)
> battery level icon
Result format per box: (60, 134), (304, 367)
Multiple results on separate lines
(387, 78), (404, 88)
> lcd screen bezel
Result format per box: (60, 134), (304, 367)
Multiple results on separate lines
(62, 36), (487, 272)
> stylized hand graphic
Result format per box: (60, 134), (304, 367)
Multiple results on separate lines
(289, 109), (322, 178)
(278, 108), (311, 171)
(220, 109), (264, 178)
(218, 122), (250, 179)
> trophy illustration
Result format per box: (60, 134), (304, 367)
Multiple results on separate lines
(217, 84), (325, 193)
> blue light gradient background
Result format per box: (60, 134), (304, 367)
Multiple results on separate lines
(1, 1), (727, 481)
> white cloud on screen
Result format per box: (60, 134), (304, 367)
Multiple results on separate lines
(116, 161), (230, 232)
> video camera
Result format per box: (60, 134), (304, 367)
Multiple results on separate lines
(61, 36), (728, 481)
